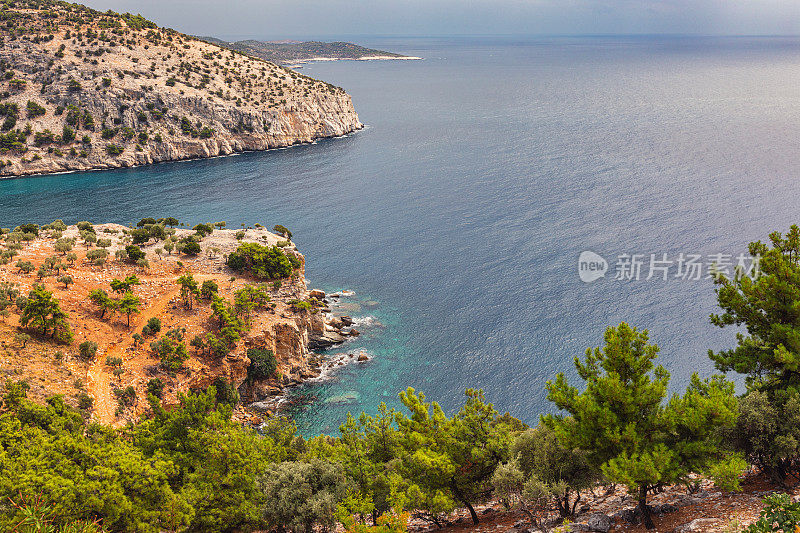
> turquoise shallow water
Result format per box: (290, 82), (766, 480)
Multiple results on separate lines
(3, 36), (800, 435)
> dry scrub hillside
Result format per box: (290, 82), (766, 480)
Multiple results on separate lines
(0, 0), (362, 177)
(0, 219), (345, 427)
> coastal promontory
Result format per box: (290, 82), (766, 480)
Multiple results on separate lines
(0, 0), (363, 177)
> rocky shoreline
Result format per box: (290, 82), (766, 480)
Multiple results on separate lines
(1, 124), (363, 179)
(241, 288), (373, 418)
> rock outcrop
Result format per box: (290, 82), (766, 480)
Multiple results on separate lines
(0, 1), (362, 177)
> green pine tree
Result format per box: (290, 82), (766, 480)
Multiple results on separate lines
(544, 323), (737, 529)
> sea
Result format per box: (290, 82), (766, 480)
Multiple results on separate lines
(2, 35), (800, 435)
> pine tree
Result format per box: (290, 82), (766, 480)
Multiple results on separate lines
(393, 388), (516, 526)
(177, 274), (199, 309)
(710, 225), (800, 391)
(118, 291), (141, 327)
(544, 323), (737, 529)
(709, 225), (800, 483)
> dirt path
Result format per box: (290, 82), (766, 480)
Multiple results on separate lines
(85, 272), (223, 426)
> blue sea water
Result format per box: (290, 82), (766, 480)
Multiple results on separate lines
(3, 36), (800, 435)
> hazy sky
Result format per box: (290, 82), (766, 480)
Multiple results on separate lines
(79, 0), (800, 39)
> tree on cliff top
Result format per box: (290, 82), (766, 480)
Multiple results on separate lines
(544, 323), (738, 529)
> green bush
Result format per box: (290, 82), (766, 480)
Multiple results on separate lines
(182, 240), (201, 255)
(201, 279), (218, 299)
(247, 348), (277, 381)
(26, 100), (46, 117)
(212, 376), (239, 406)
(61, 125), (76, 143)
(260, 460), (347, 532)
(147, 378), (164, 398)
(273, 224), (292, 240)
(192, 223), (214, 237)
(76, 221), (95, 233)
(496, 424), (595, 517)
(78, 341), (98, 360)
(105, 143), (123, 155)
(747, 493), (800, 532)
(125, 245), (145, 262)
(146, 317), (162, 335)
(228, 242), (295, 280)
(151, 335), (189, 372)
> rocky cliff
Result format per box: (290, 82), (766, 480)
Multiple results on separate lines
(0, 1), (362, 177)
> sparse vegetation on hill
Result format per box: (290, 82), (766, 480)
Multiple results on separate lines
(0, 0), (361, 177)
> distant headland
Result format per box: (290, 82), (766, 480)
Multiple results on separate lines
(197, 37), (423, 65)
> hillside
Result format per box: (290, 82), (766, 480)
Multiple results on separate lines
(199, 38), (420, 64)
(0, 0), (362, 177)
(0, 219), (358, 426)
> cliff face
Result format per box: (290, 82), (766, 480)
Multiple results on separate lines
(0, 1), (362, 177)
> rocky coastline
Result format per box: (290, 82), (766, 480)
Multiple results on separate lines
(0, 4), (363, 178)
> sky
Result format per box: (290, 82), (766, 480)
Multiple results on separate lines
(78, 0), (800, 39)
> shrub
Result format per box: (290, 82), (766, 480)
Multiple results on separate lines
(201, 280), (218, 299)
(137, 217), (157, 227)
(106, 143), (123, 155)
(77, 392), (94, 410)
(34, 130), (55, 146)
(76, 221), (95, 233)
(747, 493), (800, 532)
(273, 224), (292, 240)
(146, 317), (162, 335)
(125, 245), (145, 262)
(78, 341), (98, 360)
(227, 242), (295, 280)
(182, 240), (201, 255)
(14, 332), (31, 347)
(61, 125), (76, 143)
(708, 455), (748, 492)
(247, 348), (277, 381)
(288, 299), (311, 312)
(725, 390), (800, 486)
(147, 377), (164, 398)
(192, 223), (214, 237)
(496, 425), (595, 518)
(260, 460), (347, 533)
(26, 100), (46, 117)
(212, 376), (238, 406)
(152, 335), (189, 372)
(86, 248), (108, 264)
(114, 385), (136, 408)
